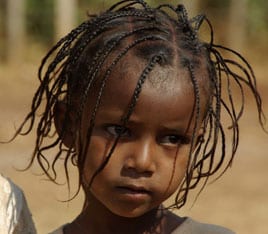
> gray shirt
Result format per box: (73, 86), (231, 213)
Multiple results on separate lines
(49, 217), (235, 234)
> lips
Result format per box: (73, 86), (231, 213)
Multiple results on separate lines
(117, 185), (151, 195)
(115, 183), (153, 202)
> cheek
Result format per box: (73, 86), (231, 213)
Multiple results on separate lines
(82, 136), (113, 185)
(174, 153), (189, 183)
(163, 147), (190, 197)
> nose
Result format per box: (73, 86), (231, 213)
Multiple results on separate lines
(121, 138), (156, 177)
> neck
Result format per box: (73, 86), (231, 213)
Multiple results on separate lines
(65, 193), (182, 234)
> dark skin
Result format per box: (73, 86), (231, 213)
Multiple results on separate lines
(55, 57), (206, 234)
(64, 194), (185, 234)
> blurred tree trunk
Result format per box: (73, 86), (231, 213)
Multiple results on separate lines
(55, 0), (77, 41)
(6, 0), (25, 64)
(228, 0), (248, 52)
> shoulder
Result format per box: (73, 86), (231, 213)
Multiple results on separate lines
(171, 217), (235, 234)
(0, 174), (36, 234)
(0, 174), (23, 233)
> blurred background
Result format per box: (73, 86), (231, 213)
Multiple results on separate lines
(0, 0), (267, 233)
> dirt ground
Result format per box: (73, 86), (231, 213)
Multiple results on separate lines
(0, 58), (267, 234)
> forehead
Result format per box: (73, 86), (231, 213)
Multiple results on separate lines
(103, 54), (192, 93)
(78, 53), (211, 136)
(90, 57), (196, 119)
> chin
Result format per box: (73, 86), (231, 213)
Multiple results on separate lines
(108, 204), (160, 220)
(109, 207), (147, 219)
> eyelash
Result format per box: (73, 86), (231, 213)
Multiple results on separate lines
(159, 135), (190, 146)
(105, 124), (190, 146)
(105, 124), (130, 137)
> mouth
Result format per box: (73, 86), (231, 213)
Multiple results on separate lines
(116, 185), (151, 195)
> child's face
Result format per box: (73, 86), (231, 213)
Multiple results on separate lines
(79, 60), (205, 218)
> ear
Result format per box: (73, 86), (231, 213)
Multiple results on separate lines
(53, 101), (76, 148)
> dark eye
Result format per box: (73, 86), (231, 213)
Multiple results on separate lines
(160, 135), (189, 146)
(106, 125), (130, 137)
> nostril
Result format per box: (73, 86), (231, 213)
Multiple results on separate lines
(120, 166), (153, 178)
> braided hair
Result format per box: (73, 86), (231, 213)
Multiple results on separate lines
(13, 0), (266, 209)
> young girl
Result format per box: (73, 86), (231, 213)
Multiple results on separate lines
(13, 0), (266, 233)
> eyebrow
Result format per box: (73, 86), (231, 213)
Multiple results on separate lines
(96, 109), (193, 132)
(96, 109), (126, 119)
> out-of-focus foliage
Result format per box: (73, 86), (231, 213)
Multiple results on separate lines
(0, 0), (6, 60)
(26, 0), (55, 45)
(26, 0), (268, 46)
(248, 0), (268, 39)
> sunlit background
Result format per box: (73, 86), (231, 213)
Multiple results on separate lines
(0, 1), (268, 233)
